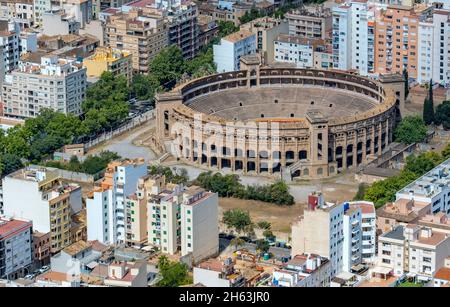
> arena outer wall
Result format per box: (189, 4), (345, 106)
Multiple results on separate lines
(155, 59), (405, 180)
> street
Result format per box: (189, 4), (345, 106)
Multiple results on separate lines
(219, 238), (291, 260)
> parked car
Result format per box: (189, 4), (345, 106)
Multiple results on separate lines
(39, 266), (50, 274)
(24, 274), (35, 280)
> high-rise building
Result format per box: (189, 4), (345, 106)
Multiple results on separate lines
(0, 20), (21, 75)
(148, 184), (219, 264)
(104, 9), (169, 74)
(86, 159), (148, 245)
(374, 5), (420, 79)
(2, 166), (83, 253)
(332, 0), (375, 76)
(2, 56), (87, 118)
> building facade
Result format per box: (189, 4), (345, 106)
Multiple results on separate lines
(104, 10), (169, 74)
(274, 35), (327, 68)
(213, 29), (256, 72)
(83, 47), (133, 84)
(0, 217), (33, 279)
(2, 167), (83, 253)
(285, 8), (332, 39)
(86, 159), (147, 245)
(2, 56), (86, 118)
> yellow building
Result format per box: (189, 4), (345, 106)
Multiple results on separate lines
(83, 47), (133, 84)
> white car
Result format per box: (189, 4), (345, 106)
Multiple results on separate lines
(39, 266), (50, 274)
(24, 274), (35, 280)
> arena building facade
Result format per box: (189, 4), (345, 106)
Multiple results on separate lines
(156, 56), (405, 179)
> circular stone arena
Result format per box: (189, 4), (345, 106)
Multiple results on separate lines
(155, 60), (404, 179)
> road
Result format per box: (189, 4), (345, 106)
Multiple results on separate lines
(219, 238), (291, 260)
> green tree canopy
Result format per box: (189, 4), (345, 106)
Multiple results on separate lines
(423, 80), (435, 125)
(434, 100), (450, 130)
(394, 116), (427, 144)
(222, 209), (253, 234)
(156, 256), (191, 287)
(149, 45), (185, 86)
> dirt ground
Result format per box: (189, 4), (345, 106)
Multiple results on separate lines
(218, 197), (304, 234)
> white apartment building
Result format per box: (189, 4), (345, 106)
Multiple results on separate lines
(417, 9), (450, 86)
(291, 192), (345, 277)
(417, 19), (434, 84)
(33, 0), (53, 26)
(2, 167), (82, 253)
(377, 225), (450, 280)
(332, 1), (375, 76)
(0, 217), (33, 279)
(0, 20), (20, 75)
(148, 184), (219, 263)
(342, 205), (362, 272)
(395, 157), (450, 217)
(213, 29), (256, 72)
(273, 34), (327, 68)
(2, 56), (87, 118)
(86, 159), (148, 245)
(42, 9), (81, 36)
(350, 201), (377, 263)
(180, 187), (219, 262)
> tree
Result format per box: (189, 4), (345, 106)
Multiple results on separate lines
(256, 239), (270, 254)
(222, 209), (253, 235)
(149, 45), (185, 87)
(434, 101), (450, 130)
(403, 152), (442, 176)
(442, 143), (450, 159)
(217, 21), (239, 37)
(131, 74), (162, 101)
(423, 80), (435, 125)
(156, 256), (191, 287)
(353, 183), (368, 200)
(256, 221), (271, 230)
(230, 237), (245, 251)
(394, 116), (427, 144)
(0, 153), (23, 177)
(403, 69), (409, 99)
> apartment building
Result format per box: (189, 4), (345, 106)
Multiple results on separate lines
(148, 184), (219, 263)
(274, 35), (327, 68)
(332, 0), (375, 76)
(33, 0), (53, 27)
(342, 205), (362, 272)
(377, 225), (450, 280)
(0, 0), (35, 28)
(32, 231), (51, 267)
(213, 29), (256, 72)
(240, 17), (288, 65)
(125, 174), (166, 247)
(180, 186), (219, 263)
(104, 10), (169, 74)
(350, 201), (377, 263)
(291, 192), (345, 277)
(285, 8), (332, 39)
(0, 217), (33, 279)
(2, 56), (87, 119)
(271, 254), (332, 287)
(62, 0), (93, 29)
(374, 5), (420, 79)
(0, 20), (21, 75)
(83, 47), (133, 84)
(86, 159), (147, 245)
(417, 9), (450, 86)
(395, 157), (450, 216)
(19, 30), (38, 56)
(2, 166), (83, 253)
(42, 9), (81, 36)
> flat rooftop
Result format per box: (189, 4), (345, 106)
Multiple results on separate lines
(397, 158), (450, 199)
